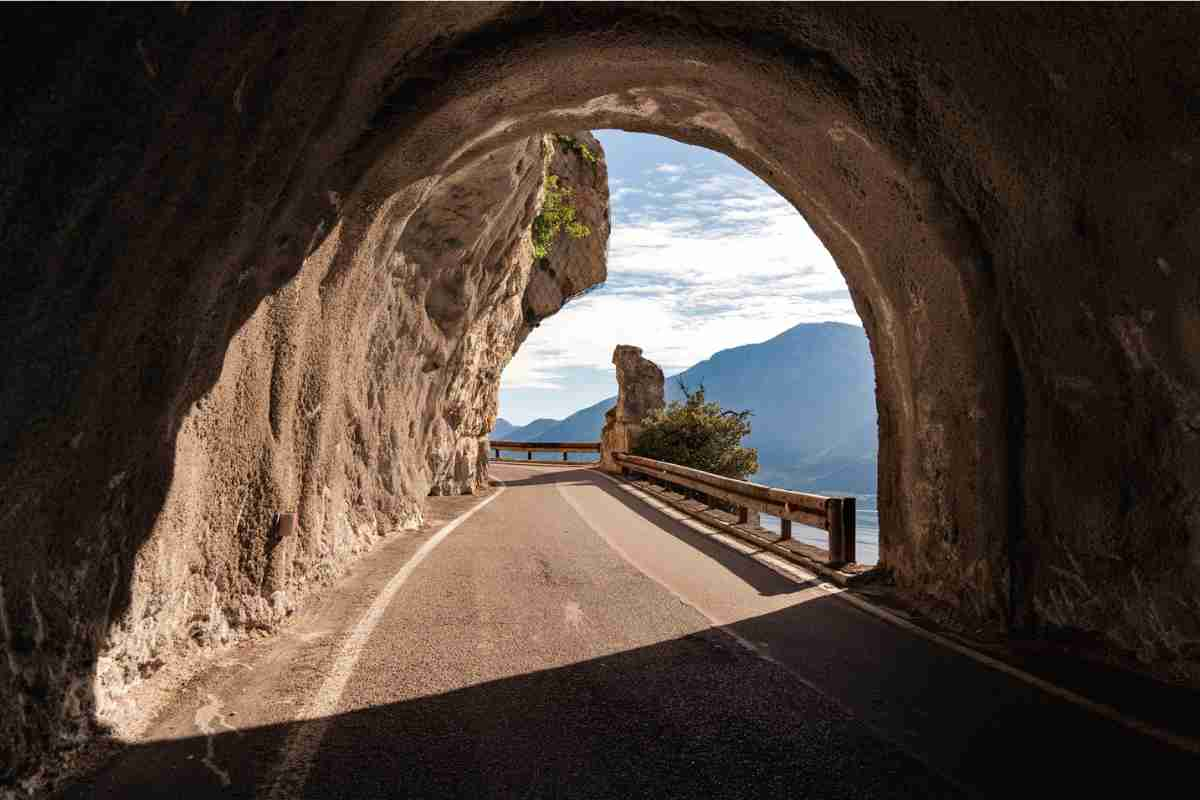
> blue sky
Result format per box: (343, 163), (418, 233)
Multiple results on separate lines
(499, 130), (860, 425)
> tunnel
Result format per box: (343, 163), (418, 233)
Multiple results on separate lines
(2, 3), (1198, 786)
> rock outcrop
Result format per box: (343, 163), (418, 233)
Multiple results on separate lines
(600, 346), (666, 472)
(518, 135), (611, 351)
(3, 3), (1200, 788)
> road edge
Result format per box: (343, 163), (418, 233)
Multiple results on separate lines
(589, 468), (1200, 757)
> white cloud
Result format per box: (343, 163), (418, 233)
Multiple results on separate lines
(501, 138), (860, 396)
(498, 357), (568, 390)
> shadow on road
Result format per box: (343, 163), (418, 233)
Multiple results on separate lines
(54, 466), (1200, 798)
(58, 595), (1200, 799)
(60, 607), (963, 800)
(495, 466), (817, 597)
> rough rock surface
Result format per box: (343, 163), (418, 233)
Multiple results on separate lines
(3, 3), (1200, 787)
(518, 135), (611, 351)
(600, 346), (666, 473)
(0, 116), (607, 787)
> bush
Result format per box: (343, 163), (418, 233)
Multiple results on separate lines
(633, 382), (759, 480)
(554, 133), (599, 167)
(531, 174), (591, 259)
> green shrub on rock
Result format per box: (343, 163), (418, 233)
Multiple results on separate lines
(531, 174), (591, 259)
(633, 382), (759, 480)
(554, 133), (599, 166)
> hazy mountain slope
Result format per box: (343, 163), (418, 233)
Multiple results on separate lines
(667, 322), (874, 458)
(491, 418), (517, 439)
(498, 322), (877, 492)
(497, 417), (561, 441)
(528, 396), (614, 443)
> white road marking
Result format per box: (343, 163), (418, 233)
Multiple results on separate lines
(599, 474), (822, 585)
(588, 467), (1200, 756)
(266, 484), (506, 799)
(194, 692), (240, 787)
(554, 479), (833, 685)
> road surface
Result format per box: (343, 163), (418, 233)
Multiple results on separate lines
(60, 464), (1196, 798)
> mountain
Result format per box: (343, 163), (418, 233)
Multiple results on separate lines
(667, 322), (876, 492)
(497, 322), (877, 493)
(491, 418), (517, 439)
(526, 396), (615, 443)
(497, 417), (562, 442)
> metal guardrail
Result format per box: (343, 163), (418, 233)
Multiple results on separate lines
(490, 440), (601, 462)
(614, 452), (857, 564)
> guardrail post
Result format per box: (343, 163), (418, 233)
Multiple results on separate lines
(737, 506), (749, 525)
(527, 450), (532, 461)
(562, 451), (568, 462)
(827, 500), (843, 563)
(842, 497), (856, 563)
(826, 497), (857, 564)
(493, 448), (499, 460)
(780, 518), (792, 540)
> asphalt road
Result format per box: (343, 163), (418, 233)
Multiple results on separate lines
(60, 464), (1197, 799)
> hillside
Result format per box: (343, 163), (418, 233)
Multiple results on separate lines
(499, 417), (562, 441)
(494, 322), (878, 492)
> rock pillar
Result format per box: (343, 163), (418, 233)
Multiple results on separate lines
(599, 345), (665, 473)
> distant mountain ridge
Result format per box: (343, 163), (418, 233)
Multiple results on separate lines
(495, 322), (877, 493)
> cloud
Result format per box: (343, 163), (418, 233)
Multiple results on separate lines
(502, 134), (860, 396)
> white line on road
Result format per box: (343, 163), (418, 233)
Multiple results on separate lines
(194, 692), (240, 787)
(589, 468), (1200, 757)
(266, 483), (507, 799)
(554, 473), (982, 799)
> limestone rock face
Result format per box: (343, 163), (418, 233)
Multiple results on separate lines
(518, 133), (610, 350)
(600, 346), (666, 472)
(0, 121), (607, 785)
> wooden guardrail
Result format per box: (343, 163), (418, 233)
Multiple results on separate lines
(613, 452), (857, 564)
(490, 440), (601, 463)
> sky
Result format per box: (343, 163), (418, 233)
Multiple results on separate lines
(499, 130), (861, 426)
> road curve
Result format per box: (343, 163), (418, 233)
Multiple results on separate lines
(60, 464), (1195, 799)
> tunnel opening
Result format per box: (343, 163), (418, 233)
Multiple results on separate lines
(495, 130), (882, 565)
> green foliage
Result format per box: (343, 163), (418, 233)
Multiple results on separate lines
(554, 133), (599, 166)
(633, 381), (759, 481)
(531, 174), (591, 260)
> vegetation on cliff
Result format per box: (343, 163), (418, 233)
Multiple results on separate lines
(554, 133), (600, 167)
(532, 174), (592, 259)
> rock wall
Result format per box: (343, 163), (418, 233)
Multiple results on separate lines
(2, 2), (1200, 788)
(600, 345), (666, 472)
(0, 117), (608, 787)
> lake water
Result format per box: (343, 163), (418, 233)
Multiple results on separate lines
(760, 493), (879, 566)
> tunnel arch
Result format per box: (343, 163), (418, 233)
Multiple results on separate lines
(320, 9), (1024, 626)
(3, 3), (1199, 783)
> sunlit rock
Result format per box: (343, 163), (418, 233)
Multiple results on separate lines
(600, 345), (666, 472)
